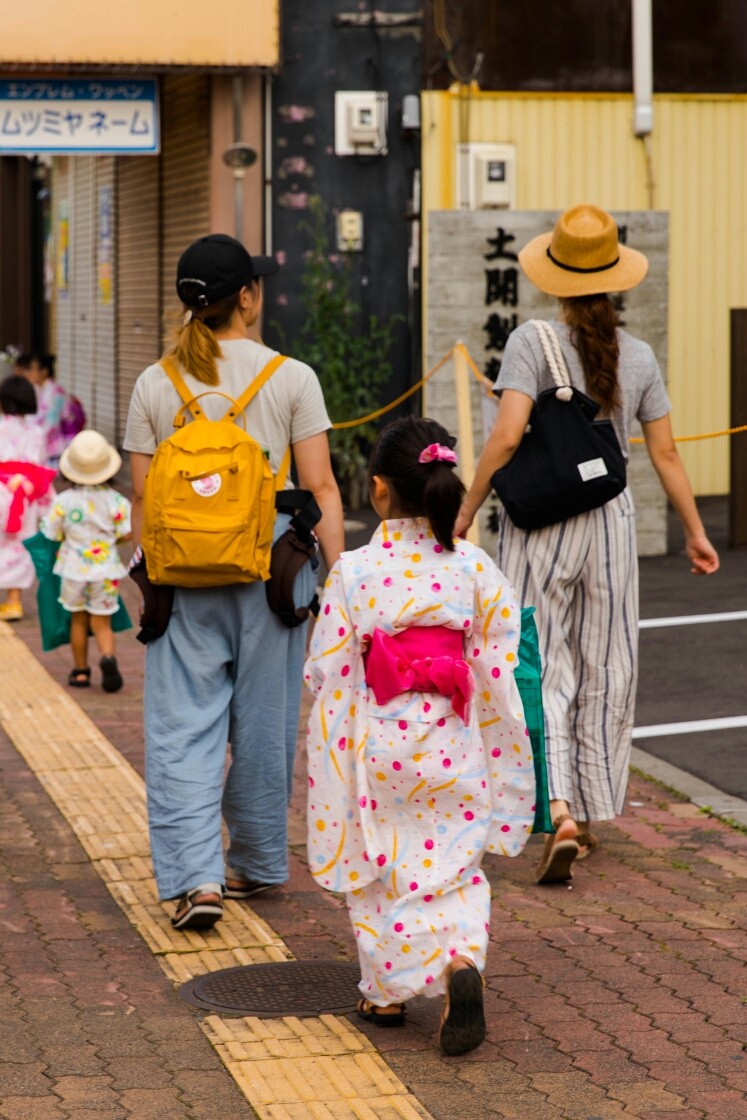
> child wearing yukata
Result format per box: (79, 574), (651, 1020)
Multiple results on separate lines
(41, 430), (131, 693)
(305, 416), (535, 1057)
(0, 376), (55, 621)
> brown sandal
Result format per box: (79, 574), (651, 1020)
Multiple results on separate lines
(576, 832), (599, 861)
(536, 814), (579, 884)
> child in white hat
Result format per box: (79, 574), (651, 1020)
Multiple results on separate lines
(40, 430), (131, 692)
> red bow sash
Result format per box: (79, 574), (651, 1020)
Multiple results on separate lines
(0, 461), (55, 533)
(364, 625), (475, 721)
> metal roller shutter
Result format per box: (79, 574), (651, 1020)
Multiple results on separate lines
(160, 74), (211, 344)
(93, 157), (117, 443)
(116, 156), (160, 446)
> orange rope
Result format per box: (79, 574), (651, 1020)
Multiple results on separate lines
(630, 424), (747, 444)
(332, 341), (747, 443)
(331, 347), (457, 429)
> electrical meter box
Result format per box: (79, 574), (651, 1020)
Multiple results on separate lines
(456, 143), (516, 210)
(335, 91), (388, 156)
(336, 209), (364, 252)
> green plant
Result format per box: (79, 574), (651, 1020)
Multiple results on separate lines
(271, 196), (403, 488)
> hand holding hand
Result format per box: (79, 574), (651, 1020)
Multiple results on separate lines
(686, 535), (719, 575)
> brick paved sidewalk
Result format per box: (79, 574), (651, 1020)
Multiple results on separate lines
(0, 723), (258, 1120)
(6, 596), (747, 1118)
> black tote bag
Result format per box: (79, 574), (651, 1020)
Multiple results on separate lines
(491, 320), (627, 531)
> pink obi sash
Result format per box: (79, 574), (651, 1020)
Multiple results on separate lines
(364, 625), (475, 721)
(0, 461), (55, 533)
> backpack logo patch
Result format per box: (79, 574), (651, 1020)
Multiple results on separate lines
(191, 474), (222, 497)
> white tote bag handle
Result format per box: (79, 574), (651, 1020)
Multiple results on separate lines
(528, 319), (574, 401)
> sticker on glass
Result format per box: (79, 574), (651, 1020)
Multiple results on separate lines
(577, 458), (608, 482)
(192, 474), (222, 497)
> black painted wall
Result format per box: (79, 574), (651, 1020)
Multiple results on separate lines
(423, 0), (747, 93)
(264, 0), (422, 408)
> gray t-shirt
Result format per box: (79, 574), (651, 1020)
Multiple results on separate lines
(495, 320), (671, 460)
(123, 339), (331, 483)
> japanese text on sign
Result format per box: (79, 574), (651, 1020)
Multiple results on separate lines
(0, 80), (158, 155)
(483, 227), (520, 381)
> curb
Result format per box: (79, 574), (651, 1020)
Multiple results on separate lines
(631, 745), (747, 827)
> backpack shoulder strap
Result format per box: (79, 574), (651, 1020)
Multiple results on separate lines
(161, 357), (205, 422)
(223, 354), (287, 421)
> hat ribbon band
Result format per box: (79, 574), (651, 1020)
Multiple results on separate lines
(546, 247), (620, 274)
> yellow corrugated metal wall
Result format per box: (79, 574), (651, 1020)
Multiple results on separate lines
(422, 90), (747, 495)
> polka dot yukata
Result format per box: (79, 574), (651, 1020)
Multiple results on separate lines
(305, 518), (535, 1006)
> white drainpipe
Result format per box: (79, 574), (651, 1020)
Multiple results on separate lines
(632, 0), (655, 207)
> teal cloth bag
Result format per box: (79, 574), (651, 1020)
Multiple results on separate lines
(23, 532), (132, 653)
(515, 606), (554, 834)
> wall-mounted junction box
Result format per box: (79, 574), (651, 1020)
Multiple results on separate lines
(336, 209), (364, 251)
(456, 143), (517, 210)
(335, 91), (388, 156)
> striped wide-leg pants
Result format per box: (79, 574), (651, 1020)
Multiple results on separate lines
(496, 489), (638, 822)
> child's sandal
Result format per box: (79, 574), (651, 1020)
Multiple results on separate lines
(438, 960), (486, 1056)
(357, 998), (406, 1027)
(100, 655), (123, 693)
(68, 667), (91, 688)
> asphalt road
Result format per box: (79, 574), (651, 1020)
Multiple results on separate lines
(637, 496), (747, 800)
(346, 496), (747, 801)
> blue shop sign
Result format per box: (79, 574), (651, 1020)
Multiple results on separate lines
(0, 79), (159, 155)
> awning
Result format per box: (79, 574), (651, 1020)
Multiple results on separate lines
(0, 0), (279, 70)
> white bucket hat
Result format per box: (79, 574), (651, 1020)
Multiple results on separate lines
(59, 430), (121, 486)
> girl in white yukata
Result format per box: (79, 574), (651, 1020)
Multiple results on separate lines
(305, 417), (535, 1057)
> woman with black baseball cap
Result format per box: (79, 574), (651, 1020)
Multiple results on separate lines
(124, 234), (344, 930)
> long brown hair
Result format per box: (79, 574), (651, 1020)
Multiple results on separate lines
(165, 291), (243, 386)
(561, 294), (620, 414)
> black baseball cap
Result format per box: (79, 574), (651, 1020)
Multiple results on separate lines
(176, 233), (280, 309)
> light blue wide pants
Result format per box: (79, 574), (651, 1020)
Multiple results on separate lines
(144, 514), (317, 900)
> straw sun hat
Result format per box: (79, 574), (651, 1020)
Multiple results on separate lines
(59, 430), (121, 486)
(518, 204), (649, 298)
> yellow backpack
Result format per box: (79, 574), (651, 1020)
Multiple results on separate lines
(142, 354), (290, 588)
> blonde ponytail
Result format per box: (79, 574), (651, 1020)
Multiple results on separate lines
(165, 290), (243, 386)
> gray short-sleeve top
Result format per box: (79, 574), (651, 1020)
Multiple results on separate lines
(495, 320), (671, 460)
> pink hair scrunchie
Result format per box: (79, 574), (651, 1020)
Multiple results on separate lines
(418, 443), (458, 466)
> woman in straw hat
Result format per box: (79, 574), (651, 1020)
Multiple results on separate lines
(455, 204), (718, 884)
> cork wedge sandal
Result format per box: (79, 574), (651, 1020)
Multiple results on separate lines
(576, 831), (599, 861)
(536, 814), (580, 884)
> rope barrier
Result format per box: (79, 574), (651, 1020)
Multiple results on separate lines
(330, 344), (489, 430)
(630, 424), (747, 444)
(331, 341), (747, 444)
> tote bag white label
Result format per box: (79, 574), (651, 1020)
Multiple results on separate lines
(577, 457), (608, 482)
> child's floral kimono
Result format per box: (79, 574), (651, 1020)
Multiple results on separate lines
(305, 518), (535, 1005)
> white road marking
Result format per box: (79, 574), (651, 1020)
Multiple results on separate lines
(632, 715), (747, 739)
(639, 609), (747, 629)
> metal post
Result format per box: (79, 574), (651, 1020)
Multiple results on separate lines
(454, 341), (480, 546)
(264, 73), (273, 258)
(632, 0), (655, 208)
(232, 75), (244, 244)
(730, 309), (747, 547)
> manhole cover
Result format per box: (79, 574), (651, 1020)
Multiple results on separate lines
(179, 961), (362, 1018)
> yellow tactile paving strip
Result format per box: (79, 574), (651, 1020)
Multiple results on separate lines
(0, 622), (432, 1120)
